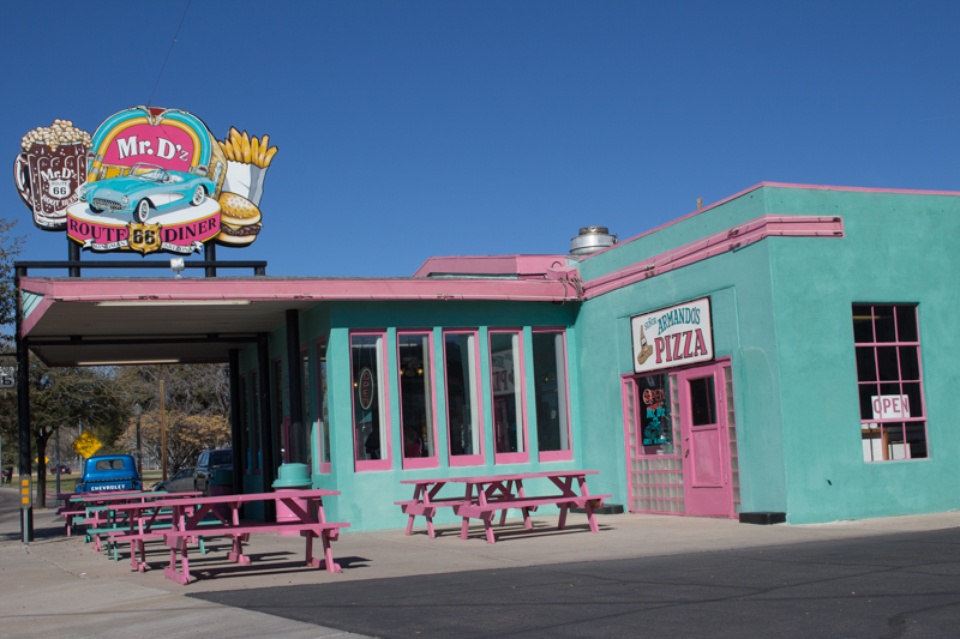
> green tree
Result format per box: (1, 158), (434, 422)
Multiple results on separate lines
(112, 364), (231, 476)
(118, 411), (230, 478)
(0, 218), (23, 471)
(0, 362), (127, 507)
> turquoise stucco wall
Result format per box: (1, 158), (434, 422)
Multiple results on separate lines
(235, 184), (960, 530)
(574, 234), (789, 515)
(765, 187), (960, 522)
(239, 300), (582, 530)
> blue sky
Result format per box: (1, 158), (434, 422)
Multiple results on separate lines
(3, 1), (960, 277)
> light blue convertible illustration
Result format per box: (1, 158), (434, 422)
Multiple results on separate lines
(78, 163), (216, 223)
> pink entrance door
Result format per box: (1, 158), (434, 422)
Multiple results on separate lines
(678, 363), (733, 518)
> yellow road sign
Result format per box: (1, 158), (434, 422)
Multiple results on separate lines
(72, 431), (102, 459)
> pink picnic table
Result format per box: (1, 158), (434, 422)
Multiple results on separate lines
(398, 470), (610, 544)
(106, 489), (349, 585)
(66, 490), (200, 543)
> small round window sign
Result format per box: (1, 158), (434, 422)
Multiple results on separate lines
(358, 367), (374, 411)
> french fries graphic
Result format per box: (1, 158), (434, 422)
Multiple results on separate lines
(219, 127), (278, 168)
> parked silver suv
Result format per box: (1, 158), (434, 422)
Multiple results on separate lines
(195, 448), (232, 495)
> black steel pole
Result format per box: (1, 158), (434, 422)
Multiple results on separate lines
(15, 266), (33, 542)
(285, 310), (304, 464)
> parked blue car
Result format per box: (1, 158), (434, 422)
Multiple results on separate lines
(78, 163), (215, 223)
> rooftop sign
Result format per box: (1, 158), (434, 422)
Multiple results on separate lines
(14, 107), (276, 255)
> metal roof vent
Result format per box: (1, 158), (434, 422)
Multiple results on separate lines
(570, 226), (617, 256)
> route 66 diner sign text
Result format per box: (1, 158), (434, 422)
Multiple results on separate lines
(631, 298), (714, 374)
(14, 107), (276, 255)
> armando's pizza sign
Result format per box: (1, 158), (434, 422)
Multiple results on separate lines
(13, 106), (276, 255)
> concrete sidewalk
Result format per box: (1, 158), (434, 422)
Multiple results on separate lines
(3, 487), (960, 638)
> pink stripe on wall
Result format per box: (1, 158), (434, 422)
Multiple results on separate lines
(579, 181), (960, 261)
(583, 215), (844, 299)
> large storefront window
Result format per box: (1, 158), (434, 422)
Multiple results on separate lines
(853, 304), (927, 462)
(316, 340), (331, 473)
(351, 332), (390, 470)
(532, 330), (571, 461)
(398, 331), (438, 469)
(444, 331), (482, 466)
(490, 330), (527, 463)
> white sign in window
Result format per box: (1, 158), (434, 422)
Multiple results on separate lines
(871, 394), (911, 420)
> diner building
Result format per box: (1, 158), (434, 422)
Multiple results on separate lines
(19, 181), (960, 531)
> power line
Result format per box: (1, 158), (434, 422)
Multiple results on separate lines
(146, 0), (193, 108)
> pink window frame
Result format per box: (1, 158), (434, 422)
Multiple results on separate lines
(397, 330), (440, 470)
(533, 328), (573, 462)
(489, 328), (530, 465)
(853, 303), (928, 462)
(350, 331), (392, 472)
(314, 337), (332, 474)
(443, 329), (484, 467)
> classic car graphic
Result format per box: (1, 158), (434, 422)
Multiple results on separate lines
(77, 163), (216, 223)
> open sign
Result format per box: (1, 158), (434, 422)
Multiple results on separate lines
(871, 394), (911, 420)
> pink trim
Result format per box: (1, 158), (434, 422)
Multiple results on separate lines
(413, 255), (568, 279)
(313, 337), (332, 475)
(621, 375), (636, 510)
(19, 274), (574, 304)
(20, 296), (54, 337)
(538, 450), (573, 462)
(583, 215), (844, 299)
(490, 329), (530, 465)
(398, 330), (440, 471)
(444, 330), (484, 466)
(351, 331), (392, 472)
(579, 181), (960, 261)
(533, 328), (574, 462)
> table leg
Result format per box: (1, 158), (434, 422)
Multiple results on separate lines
(227, 535), (250, 564)
(557, 505), (569, 530)
(306, 530), (343, 573)
(481, 512), (497, 544)
(163, 538), (192, 585)
(584, 499), (600, 533)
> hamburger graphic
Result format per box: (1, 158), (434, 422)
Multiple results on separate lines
(217, 192), (262, 246)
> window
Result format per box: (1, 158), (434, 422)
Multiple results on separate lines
(532, 330), (571, 461)
(444, 331), (482, 465)
(316, 340), (331, 473)
(398, 331), (438, 468)
(351, 332), (390, 470)
(490, 330), (527, 463)
(853, 304), (927, 462)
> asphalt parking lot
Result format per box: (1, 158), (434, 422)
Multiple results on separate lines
(5, 488), (960, 638)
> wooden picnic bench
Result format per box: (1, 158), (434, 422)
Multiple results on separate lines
(399, 470), (610, 544)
